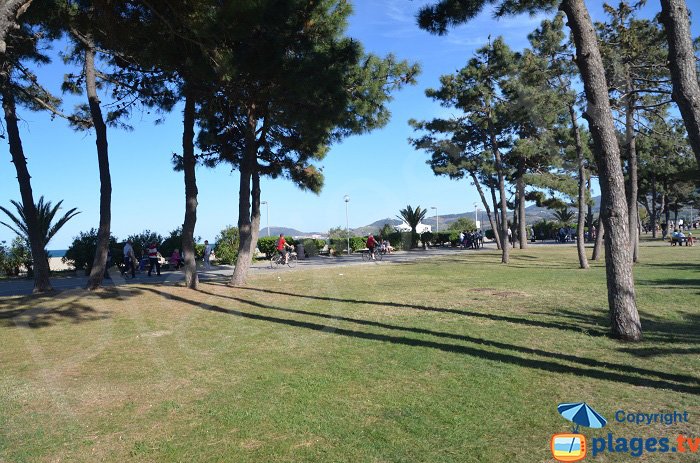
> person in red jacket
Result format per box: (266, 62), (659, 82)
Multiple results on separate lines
(276, 233), (292, 264)
(366, 234), (377, 260)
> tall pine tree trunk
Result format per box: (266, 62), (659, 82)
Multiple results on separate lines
(181, 90), (198, 289)
(488, 118), (509, 263)
(230, 110), (259, 287)
(592, 214), (604, 260)
(562, 0), (641, 341)
(230, 158), (253, 287)
(570, 105), (589, 269)
(490, 182), (501, 237)
(660, 0), (700, 167)
(470, 171), (500, 249)
(1, 69), (52, 292)
(516, 164), (527, 250)
(651, 172), (658, 238)
(624, 82), (640, 263)
(84, 36), (111, 290)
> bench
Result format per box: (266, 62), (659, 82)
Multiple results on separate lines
(670, 236), (695, 246)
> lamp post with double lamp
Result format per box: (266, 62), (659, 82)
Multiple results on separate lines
(344, 195), (350, 255)
(431, 206), (439, 232)
(261, 201), (269, 237)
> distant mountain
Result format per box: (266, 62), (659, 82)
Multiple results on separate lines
(259, 226), (324, 238)
(260, 196), (603, 237)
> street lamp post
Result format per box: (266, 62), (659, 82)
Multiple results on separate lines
(344, 195), (350, 255)
(473, 203), (480, 229)
(431, 206), (438, 233)
(261, 201), (269, 237)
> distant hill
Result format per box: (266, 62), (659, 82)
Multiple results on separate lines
(259, 226), (324, 238)
(261, 196), (602, 237)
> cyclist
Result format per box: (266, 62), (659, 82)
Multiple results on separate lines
(276, 233), (293, 264)
(366, 234), (378, 260)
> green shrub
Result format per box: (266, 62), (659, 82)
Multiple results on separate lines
(533, 219), (558, 241)
(257, 235), (295, 258)
(194, 243), (205, 260)
(484, 229), (496, 240)
(159, 227), (201, 259)
(214, 226), (240, 264)
(126, 230), (164, 258)
(0, 238), (31, 276)
(302, 239), (319, 257)
(64, 229), (119, 275)
(257, 236), (277, 257)
(350, 236), (366, 252)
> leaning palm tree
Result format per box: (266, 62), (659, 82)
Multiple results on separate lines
(0, 197), (81, 257)
(397, 205), (427, 249)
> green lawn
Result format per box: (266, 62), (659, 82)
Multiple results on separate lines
(1, 244), (698, 462)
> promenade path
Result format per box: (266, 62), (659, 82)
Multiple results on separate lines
(0, 245), (493, 297)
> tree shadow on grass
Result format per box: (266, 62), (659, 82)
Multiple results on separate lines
(548, 308), (700, 345)
(643, 262), (700, 272)
(637, 278), (700, 289)
(139, 287), (700, 395)
(617, 346), (700, 358)
(228, 286), (610, 338)
(196, 288), (700, 387)
(0, 288), (121, 329)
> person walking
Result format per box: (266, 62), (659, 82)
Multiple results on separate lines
(203, 240), (212, 270)
(147, 242), (161, 276)
(122, 239), (136, 278)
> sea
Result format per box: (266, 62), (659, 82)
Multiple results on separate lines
(47, 249), (67, 258)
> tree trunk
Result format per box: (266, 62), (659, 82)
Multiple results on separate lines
(490, 182), (501, 234)
(487, 118), (509, 263)
(660, 0), (700, 167)
(662, 194), (669, 239)
(181, 90), (199, 289)
(516, 165), (527, 249)
(592, 214), (604, 260)
(230, 161), (253, 287)
(623, 79), (640, 263)
(0, 0), (32, 56)
(570, 105), (589, 269)
(470, 171), (501, 249)
(561, 0), (641, 341)
(230, 110), (259, 287)
(84, 37), (112, 290)
(651, 171), (658, 238)
(0, 69), (52, 292)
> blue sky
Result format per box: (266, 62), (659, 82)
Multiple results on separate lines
(1, 1), (698, 249)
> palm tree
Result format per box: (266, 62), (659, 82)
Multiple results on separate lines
(0, 197), (81, 255)
(553, 207), (575, 226)
(397, 205), (427, 248)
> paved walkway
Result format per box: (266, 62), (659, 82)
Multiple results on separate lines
(0, 246), (491, 297)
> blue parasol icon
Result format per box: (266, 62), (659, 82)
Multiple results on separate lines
(558, 402), (607, 454)
(558, 402), (607, 432)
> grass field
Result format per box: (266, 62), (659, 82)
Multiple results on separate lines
(1, 244), (698, 462)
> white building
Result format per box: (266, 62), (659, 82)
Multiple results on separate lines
(394, 222), (432, 233)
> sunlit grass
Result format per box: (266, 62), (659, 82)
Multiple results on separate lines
(1, 243), (698, 462)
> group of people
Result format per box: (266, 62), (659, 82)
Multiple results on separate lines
(557, 226), (576, 243)
(119, 240), (214, 278)
(670, 229), (695, 246)
(458, 230), (483, 249)
(365, 234), (393, 260)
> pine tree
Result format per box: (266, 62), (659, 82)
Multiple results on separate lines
(418, 0), (642, 340)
